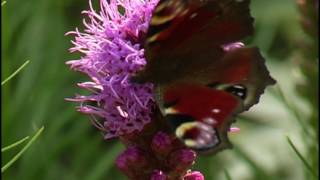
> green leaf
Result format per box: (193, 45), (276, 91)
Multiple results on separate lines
(224, 169), (232, 180)
(233, 145), (272, 180)
(271, 85), (315, 139)
(1, 1), (6, 6)
(1, 126), (44, 173)
(1, 136), (30, 152)
(286, 136), (318, 178)
(1, 60), (30, 86)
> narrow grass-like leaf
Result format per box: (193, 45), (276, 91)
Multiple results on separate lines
(1, 136), (30, 152)
(1, 126), (44, 173)
(272, 85), (314, 139)
(1, 60), (30, 86)
(286, 136), (318, 178)
(1, 1), (6, 6)
(233, 145), (272, 180)
(224, 169), (232, 180)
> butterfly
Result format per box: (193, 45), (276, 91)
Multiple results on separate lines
(132, 0), (275, 154)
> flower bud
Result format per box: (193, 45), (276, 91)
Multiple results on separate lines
(115, 146), (148, 178)
(150, 170), (167, 180)
(151, 131), (173, 156)
(184, 171), (205, 180)
(168, 149), (197, 173)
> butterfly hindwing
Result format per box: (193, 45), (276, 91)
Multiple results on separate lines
(160, 83), (242, 153)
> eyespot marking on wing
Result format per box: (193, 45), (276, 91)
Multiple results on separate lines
(175, 121), (220, 150)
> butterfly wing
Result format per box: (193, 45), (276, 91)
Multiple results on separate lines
(132, 0), (275, 153)
(198, 47), (276, 110)
(134, 0), (254, 83)
(157, 47), (275, 153)
(160, 83), (242, 153)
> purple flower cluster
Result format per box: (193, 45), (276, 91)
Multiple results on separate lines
(116, 132), (204, 179)
(66, 0), (218, 179)
(66, 0), (159, 139)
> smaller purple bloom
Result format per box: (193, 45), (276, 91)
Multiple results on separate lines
(115, 131), (201, 179)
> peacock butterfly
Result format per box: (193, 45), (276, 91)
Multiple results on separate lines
(132, 0), (275, 154)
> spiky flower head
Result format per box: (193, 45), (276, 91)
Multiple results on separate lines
(66, 0), (159, 139)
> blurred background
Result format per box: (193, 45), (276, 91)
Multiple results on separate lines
(1, 0), (318, 179)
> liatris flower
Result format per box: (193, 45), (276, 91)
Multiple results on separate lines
(66, 0), (158, 139)
(67, 0), (201, 179)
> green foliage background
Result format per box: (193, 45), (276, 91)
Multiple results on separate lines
(1, 0), (318, 179)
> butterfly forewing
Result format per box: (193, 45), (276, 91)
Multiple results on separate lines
(134, 0), (254, 84)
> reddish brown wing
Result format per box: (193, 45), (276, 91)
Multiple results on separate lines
(199, 47), (276, 110)
(134, 0), (254, 83)
(155, 47), (275, 154)
(131, 0), (275, 154)
(162, 83), (241, 153)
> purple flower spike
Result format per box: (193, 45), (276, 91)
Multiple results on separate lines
(184, 171), (205, 180)
(67, 0), (204, 178)
(66, 0), (160, 139)
(151, 132), (173, 156)
(150, 170), (167, 180)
